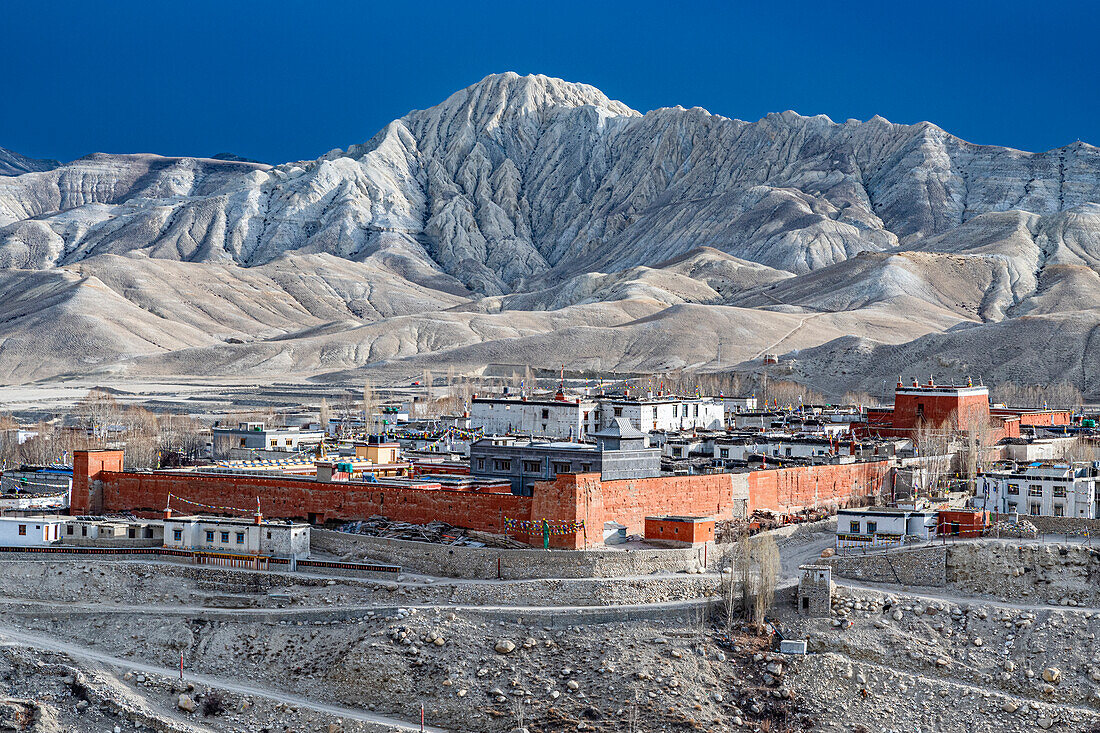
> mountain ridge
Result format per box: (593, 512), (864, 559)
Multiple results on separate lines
(0, 73), (1098, 393)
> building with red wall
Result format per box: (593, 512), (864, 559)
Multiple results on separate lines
(937, 509), (988, 537)
(746, 461), (889, 515)
(990, 408), (1073, 428)
(853, 380), (1020, 440)
(73, 450), (888, 549)
(644, 516), (715, 545)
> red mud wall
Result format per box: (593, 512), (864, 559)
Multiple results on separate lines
(94, 469), (531, 535)
(747, 461), (889, 514)
(529, 472), (735, 549)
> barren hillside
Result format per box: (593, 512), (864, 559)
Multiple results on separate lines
(1, 74), (1098, 391)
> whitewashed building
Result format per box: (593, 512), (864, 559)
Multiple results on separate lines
(163, 514), (310, 559)
(470, 396), (597, 439)
(0, 516), (66, 546)
(835, 507), (936, 549)
(715, 396), (758, 424)
(211, 422), (325, 455)
(598, 397), (724, 432)
(975, 462), (1099, 518)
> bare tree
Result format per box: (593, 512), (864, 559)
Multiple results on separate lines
(362, 381), (378, 436)
(732, 534), (780, 631)
(1061, 438), (1100, 463)
(959, 405), (997, 492)
(751, 534), (780, 627)
(318, 398), (331, 435)
(76, 389), (120, 442)
(992, 381), (1083, 410)
(913, 422), (954, 495)
(423, 369), (434, 404)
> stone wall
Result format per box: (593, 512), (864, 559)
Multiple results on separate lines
(312, 529), (712, 580)
(991, 513), (1100, 536)
(945, 540), (1100, 605)
(826, 545), (947, 587)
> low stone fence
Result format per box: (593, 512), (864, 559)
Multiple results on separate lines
(312, 529), (711, 580)
(0, 544), (399, 578)
(824, 545), (947, 587)
(990, 513), (1100, 537)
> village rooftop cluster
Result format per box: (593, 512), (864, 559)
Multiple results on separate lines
(0, 377), (1092, 555)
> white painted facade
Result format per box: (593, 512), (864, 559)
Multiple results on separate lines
(212, 422), (325, 454)
(0, 516), (66, 546)
(470, 397), (597, 439)
(836, 508), (936, 540)
(599, 398), (724, 432)
(163, 515), (310, 559)
(715, 397), (758, 423)
(975, 463), (1099, 518)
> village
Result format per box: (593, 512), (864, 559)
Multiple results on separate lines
(0, 375), (1097, 732)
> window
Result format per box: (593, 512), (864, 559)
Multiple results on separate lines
(1007, 502), (1018, 513)
(236, 532), (245, 544)
(849, 521), (860, 533)
(1006, 483), (1019, 495)
(553, 462), (572, 474)
(522, 460), (541, 473)
(785, 448), (792, 457)
(1030, 504), (1041, 516)
(541, 409), (549, 419)
(67, 525), (74, 535)
(719, 448), (729, 459)
(285, 438), (292, 446)
(266, 531), (272, 539)
(220, 532), (229, 543)
(493, 459), (512, 471)
(866, 521), (877, 534)
(17, 525), (25, 536)
(613, 407), (623, 417)
(81, 526), (87, 537)
(1054, 504), (1065, 517)
(693, 405), (699, 417)
(173, 529), (182, 541)
(801, 597), (810, 610)
(1053, 486), (1067, 498)
(580, 463), (592, 472)
(475, 458), (485, 470)
(916, 403), (925, 419)
(672, 447), (682, 457)
(1028, 485), (1043, 497)
(128, 527), (136, 539)
(206, 531), (215, 542)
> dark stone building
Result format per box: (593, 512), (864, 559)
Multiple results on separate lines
(470, 419), (662, 496)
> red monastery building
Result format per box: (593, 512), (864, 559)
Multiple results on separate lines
(853, 379), (1074, 441)
(72, 450), (888, 549)
(854, 379), (1019, 440)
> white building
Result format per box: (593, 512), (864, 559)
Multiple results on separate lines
(714, 396), (758, 424)
(835, 507), (936, 549)
(212, 422), (325, 455)
(163, 514), (310, 559)
(975, 462), (1099, 518)
(598, 397), (724, 432)
(470, 396), (597, 439)
(0, 516), (66, 546)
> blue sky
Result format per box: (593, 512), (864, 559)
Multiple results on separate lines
(4, 0), (1097, 163)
